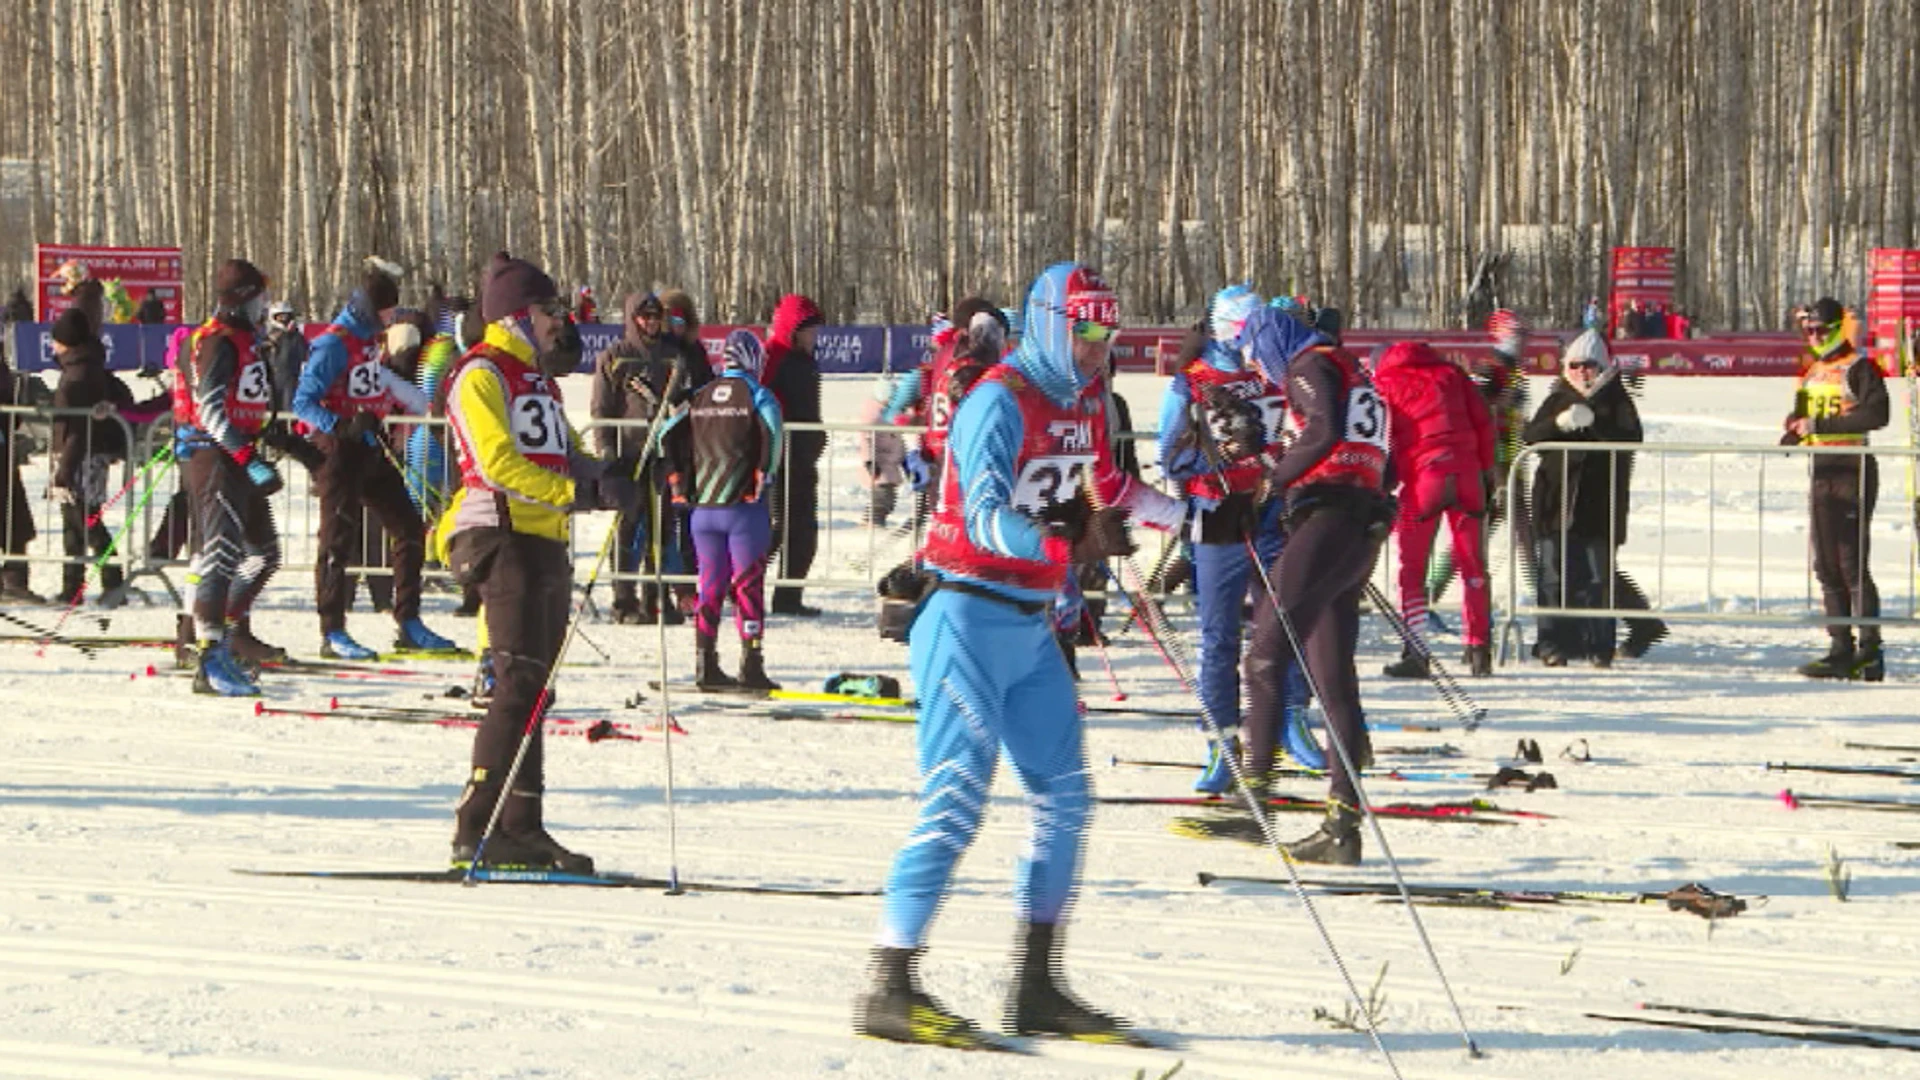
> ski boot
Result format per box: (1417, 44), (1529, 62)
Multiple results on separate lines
(1463, 643), (1493, 677)
(1851, 639), (1886, 683)
(228, 617), (288, 665)
(452, 827), (594, 875)
(1193, 733), (1242, 795)
(737, 639), (781, 691)
(1797, 640), (1854, 680)
(1004, 922), (1150, 1046)
(467, 653), (495, 711)
(194, 640), (261, 697)
(854, 947), (1003, 1050)
(694, 635), (738, 691)
(1382, 647), (1430, 679)
(394, 616), (458, 654)
(1620, 617), (1669, 659)
(1283, 800), (1362, 866)
(321, 628), (380, 661)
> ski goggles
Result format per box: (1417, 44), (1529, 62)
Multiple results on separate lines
(1072, 319), (1117, 344)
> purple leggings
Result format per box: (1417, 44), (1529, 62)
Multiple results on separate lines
(691, 502), (772, 640)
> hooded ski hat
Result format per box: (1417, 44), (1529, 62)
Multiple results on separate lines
(722, 328), (767, 380)
(1014, 261), (1118, 406)
(1240, 303), (1328, 388)
(1561, 329), (1615, 395)
(1202, 283), (1262, 372)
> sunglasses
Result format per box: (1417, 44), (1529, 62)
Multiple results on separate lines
(1567, 360), (1602, 372)
(534, 298), (573, 318)
(1072, 320), (1116, 344)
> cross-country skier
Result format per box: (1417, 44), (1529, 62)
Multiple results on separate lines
(1785, 297), (1888, 680)
(292, 260), (455, 660)
(1372, 341), (1496, 677)
(661, 329), (784, 691)
(439, 252), (632, 873)
(1240, 305), (1393, 865)
(1155, 284), (1282, 790)
(856, 263), (1186, 1049)
(174, 259), (285, 695)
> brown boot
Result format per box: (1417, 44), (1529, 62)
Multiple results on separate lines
(228, 617), (288, 664)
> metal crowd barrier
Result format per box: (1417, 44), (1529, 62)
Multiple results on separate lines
(0, 404), (152, 604)
(1497, 440), (1920, 662)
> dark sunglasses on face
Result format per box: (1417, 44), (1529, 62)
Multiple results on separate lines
(1567, 360), (1601, 372)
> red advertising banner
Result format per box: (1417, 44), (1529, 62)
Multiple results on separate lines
(1607, 246), (1676, 336)
(34, 243), (186, 323)
(1866, 247), (1920, 366)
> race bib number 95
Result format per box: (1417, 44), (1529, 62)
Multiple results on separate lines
(1011, 454), (1096, 514)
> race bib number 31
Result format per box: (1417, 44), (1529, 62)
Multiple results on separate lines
(1344, 386), (1388, 448)
(512, 395), (570, 455)
(235, 361), (271, 404)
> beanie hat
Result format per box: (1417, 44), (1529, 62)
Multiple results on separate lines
(360, 256), (402, 313)
(480, 251), (559, 323)
(634, 292), (664, 318)
(1313, 306), (1344, 344)
(50, 308), (92, 348)
(212, 259), (269, 309)
(950, 296), (1001, 333)
(660, 289), (699, 328)
(1806, 297), (1845, 328)
(1562, 329), (1611, 370)
(722, 329), (766, 379)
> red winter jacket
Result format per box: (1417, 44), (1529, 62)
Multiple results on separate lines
(1373, 342), (1495, 484)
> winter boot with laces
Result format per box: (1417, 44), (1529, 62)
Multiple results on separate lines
(1851, 635), (1886, 683)
(1004, 922), (1152, 1046)
(853, 946), (1004, 1050)
(737, 639), (781, 691)
(694, 634), (738, 691)
(1283, 799), (1363, 866)
(1382, 647), (1430, 679)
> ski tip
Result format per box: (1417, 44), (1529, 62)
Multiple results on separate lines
(1778, 788), (1802, 810)
(1196, 871), (1215, 886)
(329, 696), (340, 710)
(252, 700), (265, 716)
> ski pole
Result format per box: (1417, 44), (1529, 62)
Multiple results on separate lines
(1080, 605), (1127, 702)
(1363, 581), (1486, 731)
(1080, 483), (1413, 1076)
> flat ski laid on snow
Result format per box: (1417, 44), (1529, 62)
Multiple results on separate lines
(1767, 761), (1920, 780)
(1109, 793), (1549, 819)
(1640, 1002), (1920, 1040)
(1198, 873), (1754, 916)
(1588, 1011), (1920, 1052)
(1779, 789), (1920, 812)
(234, 866), (877, 898)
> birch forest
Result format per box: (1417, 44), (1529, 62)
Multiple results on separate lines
(0, 0), (1914, 329)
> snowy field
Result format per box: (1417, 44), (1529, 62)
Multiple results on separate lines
(2, 373), (1919, 1079)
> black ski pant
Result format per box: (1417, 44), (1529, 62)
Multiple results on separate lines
(312, 435), (423, 633)
(184, 448), (279, 642)
(149, 490), (191, 560)
(1810, 457), (1880, 651)
(770, 461), (819, 610)
(348, 506), (394, 612)
(448, 529), (572, 844)
(61, 498), (122, 600)
(1534, 533), (1617, 662)
(0, 462), (33, 590)
(1244, 504), (1376, 807)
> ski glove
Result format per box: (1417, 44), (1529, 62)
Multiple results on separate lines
(595, 475), (640, 512)
(1555, 403), (1595, 432)
(902, 448), (934, 491)
(1070, 505), (1136, 562)
(245, 459), (283, 496)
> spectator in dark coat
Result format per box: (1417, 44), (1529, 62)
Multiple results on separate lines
(762, 293), (824, 617)
(48, 308), (165, 605)
(3, 288), (32, 324)
(590, 291), (711, 623)
(1522, 330), (1643, 666)
(0, 305), (39, 601)
(134, 293), (168, 324)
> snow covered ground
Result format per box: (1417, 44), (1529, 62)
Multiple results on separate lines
(2, 374), (1919, 1079)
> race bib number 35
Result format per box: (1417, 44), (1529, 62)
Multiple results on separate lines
(1010, 454), (1096, 514)
(1344, 386), (1388, 448)
(235, 361), (271, 404)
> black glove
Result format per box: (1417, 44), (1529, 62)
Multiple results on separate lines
(340, 411), (382, 442)
(596, 475), (640, 512)
(1200, 385), (1264, 462)
(1070, 505), (1136, 562)
(570, 477), (601, 512)
(1038, 496), (1091, 542)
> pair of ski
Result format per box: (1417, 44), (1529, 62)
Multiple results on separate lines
(1595, 1002), (1920, 1052)
(1198, 873), (1752, 918)
(253, 699), (659, 742)
(1126, 794), (1543, 830)
(1779, 788), (1920, 813)
(1768, 761), (1920, 780)
(1111, 755), (1548, 789)
(234, 866), (871, 899)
